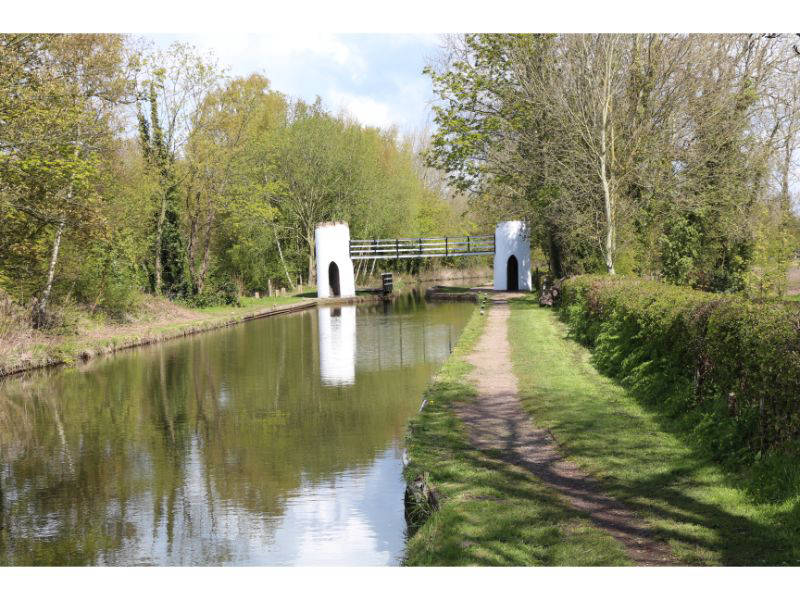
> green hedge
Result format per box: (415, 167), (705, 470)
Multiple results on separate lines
(559, 275), (800, 463)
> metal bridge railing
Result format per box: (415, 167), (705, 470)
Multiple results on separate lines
(349, 235), (495, 260)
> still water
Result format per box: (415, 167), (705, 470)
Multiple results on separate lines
(0, 294), (473, 565)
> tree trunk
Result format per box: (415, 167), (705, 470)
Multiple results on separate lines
(547, 227), (564, 278)
(186, 189), (202, 294)
(355, 259), (363, 284)
(601, 168), (616, 275)
(196, 214), (214, 295)
(368, 257), (376, 281)
(154, 190), (167, 294)
(187, 215), (198, 293)
(782, 139), (792, 214)
(271, 222), (294, 291)
(599, 75), (616, 276)
(197, 237), (211, 295)
(307, 228), (316, 286)
(35, 217), (65, 328)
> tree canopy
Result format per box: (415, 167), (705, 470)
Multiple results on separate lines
(426, 34), (800, 293)
(0, 35), (466, 324)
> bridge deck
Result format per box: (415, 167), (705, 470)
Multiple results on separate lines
(350, 235), (495, 260)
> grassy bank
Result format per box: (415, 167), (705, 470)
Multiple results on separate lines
(0, 292), (315, 378)
(402, 302), (631, 566)
(509, 297), (800, 565)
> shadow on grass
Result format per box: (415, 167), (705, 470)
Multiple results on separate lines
(507, 296), (800, 565)
(405, 386), (632, 565)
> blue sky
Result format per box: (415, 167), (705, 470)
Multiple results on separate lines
(148, 34), (444, 134)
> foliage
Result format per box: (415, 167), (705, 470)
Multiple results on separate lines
(509, 297), (800, 565)
(403, 304), (630, 566)
(559, 275), (800, 461)
(0, 34), (139, 324)
(426, 34), (800, 288)
(1, 35), (463, 327)
(183, 276), (240, 308)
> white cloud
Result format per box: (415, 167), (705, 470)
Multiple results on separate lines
(252, 33), (367, 80)
(327, 90), (394, 129)
(176, 33), (367, 82)
(149, 33), (440, 133)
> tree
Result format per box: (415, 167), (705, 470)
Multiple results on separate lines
(425, 34), (800, 291)
(136, 42), (224, 296)
(0, 34), (137, 325)
(183, 74), (286, 295)
(273, 100), (349, 283)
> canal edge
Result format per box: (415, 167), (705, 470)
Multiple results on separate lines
(0, 293), (390, 381)
(402, 298), (488, 544)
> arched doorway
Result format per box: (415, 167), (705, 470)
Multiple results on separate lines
(506, 255), (519, 291)
(328, 261), (341, 297)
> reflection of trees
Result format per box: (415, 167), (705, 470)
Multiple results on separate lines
(0, 300), (472, 565)
(0, 363), (151, 564)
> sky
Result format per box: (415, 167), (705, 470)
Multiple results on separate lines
(148, 33), (444, 135)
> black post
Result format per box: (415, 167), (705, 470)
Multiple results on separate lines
(467, 235), (470, 254)
(445, 237), (448, 258)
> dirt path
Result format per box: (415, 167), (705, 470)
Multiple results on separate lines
(454, 295), (677, 566)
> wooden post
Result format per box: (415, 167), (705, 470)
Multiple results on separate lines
(445, 237), (448, 257)
(467, 236), (470, 253)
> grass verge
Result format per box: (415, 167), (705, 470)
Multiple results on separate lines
(402, 300), (631, 566)
(509, 296), (800, 565)
(0, 293), (315, 378)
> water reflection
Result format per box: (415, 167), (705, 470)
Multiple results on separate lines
(0, 296), (473, 565)
(318, 306), (356, 387)
(317, 299), (457, 387)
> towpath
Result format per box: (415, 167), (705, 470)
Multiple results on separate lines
(454, 293), (677, 566)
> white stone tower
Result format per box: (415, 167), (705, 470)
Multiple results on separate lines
(493, 220), (532, 291)
(315, 222), (356, 299)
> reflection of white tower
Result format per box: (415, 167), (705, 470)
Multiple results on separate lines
(315, 222), (356, 299)
(493, 220), (532, 291)
(318, 305), (357, 386)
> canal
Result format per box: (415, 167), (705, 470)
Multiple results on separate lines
(0, 294), (474, 565)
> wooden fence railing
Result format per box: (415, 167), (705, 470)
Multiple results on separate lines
(349, 235), (495, 260)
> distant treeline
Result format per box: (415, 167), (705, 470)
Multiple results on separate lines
(426, 34), (800, 295)
(0, 34), (468, 326)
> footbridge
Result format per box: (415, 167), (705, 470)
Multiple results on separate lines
(349, 234), (496, 261)
(315, 220), (532, 298)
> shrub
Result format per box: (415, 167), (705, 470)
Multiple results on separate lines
(0, 289), (33, 364)
(184, 277), (240, 308)
(559, 275), (800, 464)
(73, 252), (142, 318)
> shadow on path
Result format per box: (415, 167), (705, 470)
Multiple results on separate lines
(455, 298), (677, 565)
(504, 298), (800, 566)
